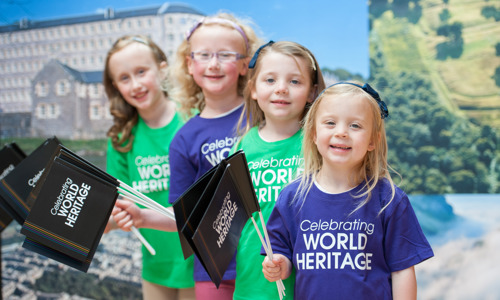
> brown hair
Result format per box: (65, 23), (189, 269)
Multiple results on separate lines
(237, 41), (326, 135)
(103, 35), (167, 152)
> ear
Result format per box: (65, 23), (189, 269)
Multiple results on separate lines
(367, 132), (380, 152)
(250, 80), (258, 100)
(239, 57), (250, 76)
(186, 55), (194, 75)
(308, 84), (318, 103)
(159, 61), (168, 70)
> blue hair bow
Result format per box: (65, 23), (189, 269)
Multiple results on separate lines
(317, 82), (389, 119)
(248, 40), (274, 69)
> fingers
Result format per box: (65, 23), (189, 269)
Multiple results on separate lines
(262, 256), (282, 282)
(112, 206), (134, 232)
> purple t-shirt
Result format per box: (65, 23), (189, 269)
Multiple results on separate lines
(265, 179), (434, 299)
(169, 105), (243, 282)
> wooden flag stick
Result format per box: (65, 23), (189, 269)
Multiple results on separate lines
(117, 182), (175, 220)
(131, 226), (156, 256)
(251, 216), (285, 300)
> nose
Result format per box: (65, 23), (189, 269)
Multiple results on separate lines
(334, 124), (348, 137)
(207, 54), (220, 69)
(131, 76), (141, 90)
(274, 80), (288, 95)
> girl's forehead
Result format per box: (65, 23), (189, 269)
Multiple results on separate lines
(259, 52), (309, 73)
(317, 94), (371, 114)
(189, 25), (246, 49)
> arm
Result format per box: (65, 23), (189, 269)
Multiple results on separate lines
(112, 199), (178, 232)
(262, 253), (292, 282)
(391, 266), (417, 300)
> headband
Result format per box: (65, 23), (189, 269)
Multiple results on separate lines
(317, 82), (389, 119)
(130, 36), (148, 45)
(248, 40), (317, 74)
(186, 17), (249, 51)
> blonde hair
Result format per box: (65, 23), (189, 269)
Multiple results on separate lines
(168, 12), (261, 118)
(298, 81), (396, 214)
(237, 41), (326, 135)
(103, 35), (168, 152)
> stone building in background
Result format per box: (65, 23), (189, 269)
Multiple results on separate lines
(0, 2), (204, 139)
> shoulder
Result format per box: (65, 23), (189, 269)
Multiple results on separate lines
(375, 178), (410, 214)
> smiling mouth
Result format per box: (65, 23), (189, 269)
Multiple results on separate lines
(271, 100), (290, 105)
(331, 145), (351, 150)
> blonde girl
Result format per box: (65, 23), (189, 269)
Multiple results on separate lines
(231, 41), (325, 300)
(112, 13), (261, 300)
(262, 82), (434, 300)
(104, 35), (194, 300)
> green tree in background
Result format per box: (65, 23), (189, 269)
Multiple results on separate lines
(369, 41), (499, 194)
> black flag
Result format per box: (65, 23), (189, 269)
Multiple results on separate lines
(0, 142), (27, 231)
(0, 137), (60, 224)
(172, 150), (260, 287)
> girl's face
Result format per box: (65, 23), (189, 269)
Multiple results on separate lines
(251, 52), (313, 125)
(109, 43), (167, 115)
(313, 94), (375, 173)
(187, 25), (248, 100)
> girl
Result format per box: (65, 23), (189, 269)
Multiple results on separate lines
(232, 41), (325, 300)
(104, 35), (195, 300)
(262, 82), (434, 299)
(112, 13), (261, 300)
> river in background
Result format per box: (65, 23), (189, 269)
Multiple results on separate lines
(410, 194), (500, 300)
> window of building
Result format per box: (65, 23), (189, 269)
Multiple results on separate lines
(35, 81), (49, 97)
(89, 84), (100, 98)
(89, 102), (101, 120)
(56, 80), (70, 96)
(37, 103), (47, 118)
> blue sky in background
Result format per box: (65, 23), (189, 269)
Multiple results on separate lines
(0, 0), (369, 78)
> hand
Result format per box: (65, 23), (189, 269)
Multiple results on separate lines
(111, 199), (143, 231)
(262, 254), (292, 282)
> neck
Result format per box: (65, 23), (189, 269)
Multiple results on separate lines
(316, 165), (361, 194)
(140, 99), (176, 128)
(259, 119), (301, 142)
(200, 94), (243, 118)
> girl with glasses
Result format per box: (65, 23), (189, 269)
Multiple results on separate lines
(112, 13), (261, 300)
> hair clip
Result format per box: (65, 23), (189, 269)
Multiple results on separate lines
(248, 40), (274, 69)
(130, 36), (148, 45)
(316, 82), (389, 119)
(186, 17), (249, 51)
(361, 83), (388, 119)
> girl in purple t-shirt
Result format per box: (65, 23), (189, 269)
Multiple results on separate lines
(112, 13), (261, 300)
(262, 82), (434, 299)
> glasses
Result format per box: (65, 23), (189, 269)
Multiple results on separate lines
(190, 51), (246, 63)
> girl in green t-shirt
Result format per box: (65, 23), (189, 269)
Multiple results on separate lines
(103, 35), (195, 300)
(231, 41), (326, 300)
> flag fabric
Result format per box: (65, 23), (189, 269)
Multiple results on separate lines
(0, 137), (60, 224)
(20, 144), (168, 272)
(21, 152), (118, 272)
(172, 150), (260, 287)
(0, 142), (27, 231)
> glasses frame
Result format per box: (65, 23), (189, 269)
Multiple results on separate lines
(190, 51), (246, 63)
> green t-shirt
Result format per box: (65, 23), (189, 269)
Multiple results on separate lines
(106, 112), (194, 288)
(232, 126), (303, 300)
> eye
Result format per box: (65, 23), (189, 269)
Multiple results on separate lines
(290, 79), (300, 85)
(218, 52), (235, 59)
(325, 120), (335, 126)
(119, 75), (129, 82)
(350, 123), (361, 129)
(265, 78), (275, 84)
(197, 52), (211, 60)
